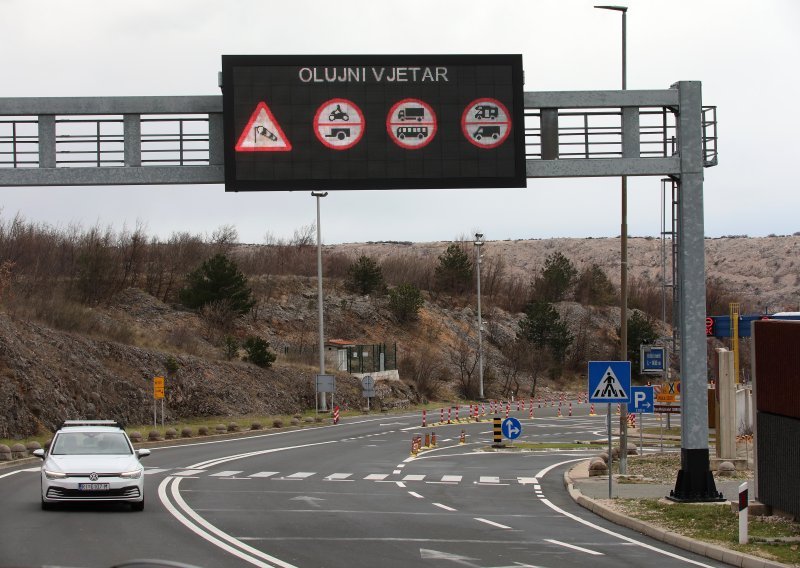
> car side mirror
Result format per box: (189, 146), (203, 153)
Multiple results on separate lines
(136, 449), (151, 459)
(32, 449), (45, 459)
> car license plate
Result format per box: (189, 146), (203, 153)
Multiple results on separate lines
(78, 483), (110, 491)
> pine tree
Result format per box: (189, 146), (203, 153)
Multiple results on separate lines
(346, 255), (385, 295)
(179, 253), (255, 315)
(434, 243), (472, 294)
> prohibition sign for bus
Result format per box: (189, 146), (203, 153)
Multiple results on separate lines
(461, 98), (512, 149)
(314, 98), (365, 150)
(386, 98), (437, 150)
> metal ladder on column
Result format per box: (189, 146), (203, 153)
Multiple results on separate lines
(661, 177), (681, 370)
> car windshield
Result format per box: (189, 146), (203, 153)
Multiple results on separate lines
(51, 432), (132, 455)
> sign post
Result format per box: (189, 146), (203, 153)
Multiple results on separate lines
(589, 361), (631, 498)
(628, 386), (654, 453)
(362, 375), (375, 412)
(153, 376), (165, 429)
(315, 374), (335, 415)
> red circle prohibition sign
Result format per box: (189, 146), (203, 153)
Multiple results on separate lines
(386, 98), (437, 150)
(314, 98), (365, 150)
(461, 98), (512, 149)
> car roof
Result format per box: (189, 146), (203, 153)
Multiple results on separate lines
(56, 420), (126, 433)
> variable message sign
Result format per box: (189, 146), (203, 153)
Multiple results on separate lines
(222, 55), (525, 191)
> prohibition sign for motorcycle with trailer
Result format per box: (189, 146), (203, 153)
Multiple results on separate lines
(461, 98), (512, 149)
(314, 98), (365, 150)
(386, 98), (437, 149)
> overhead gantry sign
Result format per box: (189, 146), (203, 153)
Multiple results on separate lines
(0, 55), (720, 502)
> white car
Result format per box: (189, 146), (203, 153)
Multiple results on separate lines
(33, 420), (150, 511)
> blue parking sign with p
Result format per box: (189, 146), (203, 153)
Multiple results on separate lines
(627, 386), (655, 414)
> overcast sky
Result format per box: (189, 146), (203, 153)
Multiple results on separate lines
(1, 0), (798, 245)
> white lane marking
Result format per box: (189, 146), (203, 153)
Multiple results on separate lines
(441, 475), (462, 483)
(475, 518), (512, 530)
(396, 482), (406, 488)
(22, 467), (40, 472)
(0, 470), (26, 479)
(325, 473), (353, 481)
(408, 491), (424, 499)
(536, 459), (715, 568)
(173, 469), (205, 476)
(249, 471), (279, 478)
(159, 477), (296, 568)
(480, 476), (500, 484)
(393, 469), (402, 474)
(188, 440), (336, 470)
(433, 503), (457, 512)
(285, 472), (315, 479)
(403, 474), (425, 481)
(209, 471), (243, 477)
(144, 468), (171, 475)
(517, 477), (538, 485)
(364, 473), (388, 481)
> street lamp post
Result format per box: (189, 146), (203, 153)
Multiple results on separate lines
(312, 191), (329, 412)
(595, 4), (629, 474)
(474, 233), (485, 400)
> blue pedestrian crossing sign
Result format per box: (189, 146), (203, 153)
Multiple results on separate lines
(627, 386), (655, 414)
(502, 417), (522, 440)
(588, 361), (631, 403)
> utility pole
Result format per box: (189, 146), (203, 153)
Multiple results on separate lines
(596, 3), (629, 474)
(474, 233), (485, 400)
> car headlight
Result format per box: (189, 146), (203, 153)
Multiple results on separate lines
(119, 468), (143, 479)
(44, 470), (67, 480)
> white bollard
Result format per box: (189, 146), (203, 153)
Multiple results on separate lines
(738, 481), (748, 544)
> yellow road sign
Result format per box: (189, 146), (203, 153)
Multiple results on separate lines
(656, 381), (680, 402)
(154, 376), (165, 400)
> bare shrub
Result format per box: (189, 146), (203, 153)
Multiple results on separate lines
(399, 346), (445, 401)
(382, 253), (435, 290)
(628, 274), (663, 320)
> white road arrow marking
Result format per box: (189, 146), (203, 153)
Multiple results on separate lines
(420, 548), (479, 566)
(290, 496), (325, 508)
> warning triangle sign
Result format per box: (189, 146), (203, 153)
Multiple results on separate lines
(235, 101), (292, 152)
(592, 366), (629, 400)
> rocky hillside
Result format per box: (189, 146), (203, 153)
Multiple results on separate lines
(2, 236), (797, 439)
(333, 236), (800, 313)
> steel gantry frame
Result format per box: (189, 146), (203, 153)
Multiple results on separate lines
(0, 81), (720, 501)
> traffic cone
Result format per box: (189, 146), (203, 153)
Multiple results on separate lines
(590, 403), (596, 416)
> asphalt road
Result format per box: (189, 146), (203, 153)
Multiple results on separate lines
(0, 406), (728, 568)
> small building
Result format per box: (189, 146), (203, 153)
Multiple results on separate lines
(325, 339), (397, 373)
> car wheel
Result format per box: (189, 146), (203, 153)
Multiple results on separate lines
(41, 499), (55, 511)
(131, 498), (144, 512)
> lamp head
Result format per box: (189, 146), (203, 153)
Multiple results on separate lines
(594, 5), (627, 12)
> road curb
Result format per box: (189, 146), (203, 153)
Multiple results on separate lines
(563, 462), (790, 568)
